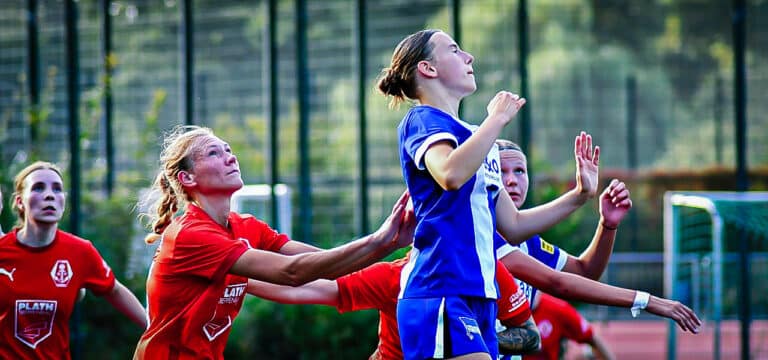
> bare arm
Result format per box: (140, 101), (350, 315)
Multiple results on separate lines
(562, 179), (632, 280)
(425, 92), (525, 190)
(496, 132), (599, 244)
(500, 251), (701, 332)
(278, 240), (323, 255)
(230, 192), (414, 287)
(246, 279), (339, 306)
(102, 280), (148, 329)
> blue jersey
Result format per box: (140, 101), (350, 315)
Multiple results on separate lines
(398, 106), (503, 299)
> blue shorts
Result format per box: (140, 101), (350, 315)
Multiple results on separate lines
(397, 296), (498, 360)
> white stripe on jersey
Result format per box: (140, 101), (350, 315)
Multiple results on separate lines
(470, 166), (498, 299)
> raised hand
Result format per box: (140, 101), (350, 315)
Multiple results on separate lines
(486, 91), (526, 126)
(599, 179), (633, 228)
(374, 190), (414, 249)
(646, 296), (702, 334)
(573, 131), (600, 199)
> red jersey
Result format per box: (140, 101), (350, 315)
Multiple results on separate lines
(0, 230), (116, 360)
(336, 259), (530, 360)
(134, 204), (289, 360)
(525, 293), (594, 360)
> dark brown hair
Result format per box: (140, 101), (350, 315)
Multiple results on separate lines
(376, 29), (440, 108)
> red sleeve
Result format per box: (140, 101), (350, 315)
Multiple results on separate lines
(336, 261), (400, 314)
(171, 226), (249, 282)
(556, 298), (594, 343)
(80, 240), (116, 296)
(495, 260), (531, 325)
(239, 215), (290, 252)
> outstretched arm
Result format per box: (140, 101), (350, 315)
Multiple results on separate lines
(562, 179), (632, 280)
(499, 251), (701, 333)
(102, 280), (148, 329)
(497, 132), (600, 244)
(231, 191), (414, 286)
(246, 279), (339, 306)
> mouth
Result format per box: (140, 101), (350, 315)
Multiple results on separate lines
(227, 169), (240, 176)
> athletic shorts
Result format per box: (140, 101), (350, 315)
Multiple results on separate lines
(397, 296), (498, 360)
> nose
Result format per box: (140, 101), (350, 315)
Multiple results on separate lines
(464, 51), (474, 64)
(503, 173), (517, 187)
(43, 188), (55, 201)
(225, 152), (238, 166)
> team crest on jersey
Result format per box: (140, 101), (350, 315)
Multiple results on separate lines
(458, 316), (482, 340)
(537, 319), (553, 339)
(203, 315), (232, 341)
(15, 300), (57, 348)
(50, 260), (73, 287)
(539, 239), (555, 255)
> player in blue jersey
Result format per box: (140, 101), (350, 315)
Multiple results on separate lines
(377, 29), (600, 360)
(494, 139), (625, 303)
(492, 139), (701, 359)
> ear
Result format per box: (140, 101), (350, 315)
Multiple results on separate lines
(177, 170), (196, 187)
(14, 195), (23, 211)
(416, 60), (438, 79)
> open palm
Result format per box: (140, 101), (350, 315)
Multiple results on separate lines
(573, 131), (599, 198)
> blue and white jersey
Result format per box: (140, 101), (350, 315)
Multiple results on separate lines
(497, 235), (569, 303)
(398, 105), (503, 300)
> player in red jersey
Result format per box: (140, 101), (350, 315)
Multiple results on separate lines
(246, 256), (537, 360)
(525, 293), (613, 360)
(133, 125), (415, 359)
(0, 161), (147, 360)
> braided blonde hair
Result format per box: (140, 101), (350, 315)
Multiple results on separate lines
(139, 125), (213, 244)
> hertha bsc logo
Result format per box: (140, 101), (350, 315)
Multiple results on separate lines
(50, 260), (73, 287)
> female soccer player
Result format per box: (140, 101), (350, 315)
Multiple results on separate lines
(378, 29), (599, 360)
(133, 125), (415, 359)
(0, 161), (147, 359)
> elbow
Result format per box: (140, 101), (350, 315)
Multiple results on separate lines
(439, 172), (466, 191)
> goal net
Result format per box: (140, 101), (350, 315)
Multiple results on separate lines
(663, 191), (768, 359)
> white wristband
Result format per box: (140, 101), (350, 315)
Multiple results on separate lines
(631, 291), (650, 318)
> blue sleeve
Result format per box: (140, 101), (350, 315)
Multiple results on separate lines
(521, 234), (567, 271)
(400, 108), (458, 170)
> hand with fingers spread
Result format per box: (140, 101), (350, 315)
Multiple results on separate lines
(573, 131), (600, 199)
(487, 91), (526, 126)
(646, 296), (702, 334)
(599, 179), (633, 229)
(373, 191), (415, 250)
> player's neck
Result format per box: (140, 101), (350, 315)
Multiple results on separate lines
(192, 194), (231, 229)
(418, 90), (461, 120)
(17, 223), (57, 248)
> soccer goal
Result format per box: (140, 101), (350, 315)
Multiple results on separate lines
(663, 191), (768, 360)
(231, 184), (293, 238)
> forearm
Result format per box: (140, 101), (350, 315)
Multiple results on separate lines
(246, 279), (339, 306)
(570, 222), (617, 280)
(497, 189), (587, 244)
(538, 271), (635, 307)
(279, 240), (324, 255)
(233, 236), (393, 287)
(428, 117), (505, 189)
(104, 281), (148, 329)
